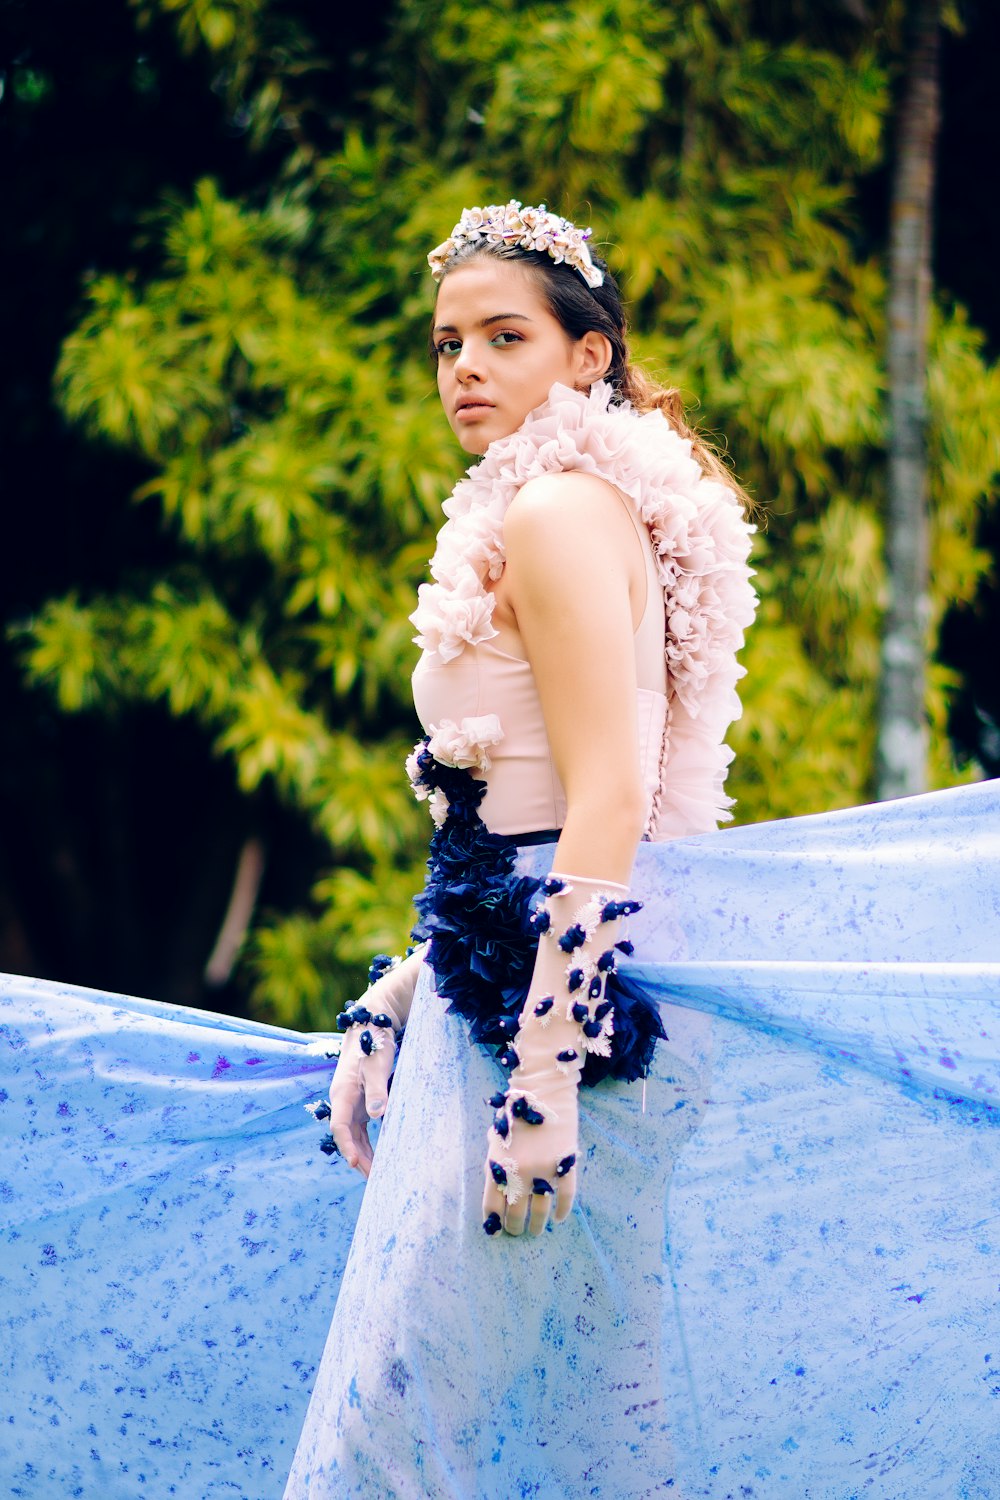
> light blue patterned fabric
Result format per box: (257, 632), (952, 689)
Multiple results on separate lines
(0, 984), (362, 1497)
(3, 781), (1000, 1498)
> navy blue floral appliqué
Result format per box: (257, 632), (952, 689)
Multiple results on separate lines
(407, 740), (666, 1087)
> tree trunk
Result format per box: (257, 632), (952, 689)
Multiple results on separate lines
(878, 0), (941, 800)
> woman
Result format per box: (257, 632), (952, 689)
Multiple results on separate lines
(3, 204), (1000, 1500)
(285, 205), (1000, 1496)
(323, 200), (755, 1228)
(284, 203), (755, 1494)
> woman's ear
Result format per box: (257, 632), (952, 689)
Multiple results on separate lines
(574, 330), (613, 387)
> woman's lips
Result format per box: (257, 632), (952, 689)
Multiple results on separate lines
(455, 400), (495, 422)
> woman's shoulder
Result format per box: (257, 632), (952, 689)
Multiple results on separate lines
(504, 470), (635, 542)
(501, 472), (644, 600)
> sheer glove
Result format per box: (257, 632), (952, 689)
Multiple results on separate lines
(327, 948), (424, 1177)
(481, 873), (640, 1237)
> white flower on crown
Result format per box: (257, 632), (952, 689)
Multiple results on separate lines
(428, 200), (604, 290)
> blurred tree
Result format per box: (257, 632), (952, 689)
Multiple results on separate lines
(0, 0), (393, 1014)
(19, 179), (458, 1026)
(7, 0), (1000, 1028)
(878, 0), (940, 799)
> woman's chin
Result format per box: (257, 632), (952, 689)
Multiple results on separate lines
(454, 419), (516, 457)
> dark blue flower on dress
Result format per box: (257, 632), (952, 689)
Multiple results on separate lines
(409, 753), (666, 1087)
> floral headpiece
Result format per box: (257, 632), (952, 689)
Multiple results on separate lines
(427, 200), (604, 290)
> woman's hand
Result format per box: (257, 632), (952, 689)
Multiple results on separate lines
(328, 1017), (397, 1178)
(481, 874), (639, 1237)
(482, 1069), (579, 1237)
(326, 948), (425, 1177)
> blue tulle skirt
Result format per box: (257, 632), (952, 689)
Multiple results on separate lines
(3, 781), (1000, 1498)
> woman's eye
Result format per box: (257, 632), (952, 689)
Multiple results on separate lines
(491, 330), (523, 346)
(437, 338), (462, 357)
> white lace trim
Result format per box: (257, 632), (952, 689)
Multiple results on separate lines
(409, 381), (757, 839)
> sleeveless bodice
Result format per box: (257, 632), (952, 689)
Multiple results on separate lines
(412, 506), (667, 836)
(407, 381), (757, 841)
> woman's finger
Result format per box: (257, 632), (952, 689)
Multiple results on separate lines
(552, 1166), (576, 1224)
(329, 1113), (373, 1177)
(527, 1190), (552, 1236)
(502, 1196), (529, 1236)
(359, 1042), (394, 1119)
(482, 1178), (506, 1235)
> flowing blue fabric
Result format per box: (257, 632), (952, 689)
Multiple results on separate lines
(3, 781), (1000, 1498)
(0, 987), (358, 1496)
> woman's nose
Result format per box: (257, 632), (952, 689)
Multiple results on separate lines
(453, 340), (484, 382)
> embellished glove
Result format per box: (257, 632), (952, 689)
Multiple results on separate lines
(321, 948), (424, 1177)
(481, 873), (641, 1237)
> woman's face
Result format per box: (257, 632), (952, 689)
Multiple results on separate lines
(434, 258), (606, 456)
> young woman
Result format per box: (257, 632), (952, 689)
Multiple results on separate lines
(322, 202), (756, 1228)
(283, 204), (755, 1493)
(3, 204), (999, 1500)
(284, 206), (1000, 1496)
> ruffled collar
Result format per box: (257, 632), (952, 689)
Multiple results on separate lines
(410, 380), (757, 837)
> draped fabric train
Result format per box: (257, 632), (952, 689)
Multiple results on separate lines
(2, 782), (1000, 1496)
(283, 779), (1000, 1498)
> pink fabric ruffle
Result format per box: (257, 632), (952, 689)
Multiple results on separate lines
(410, 382), (757, 839)
(427, 715), (504, 773)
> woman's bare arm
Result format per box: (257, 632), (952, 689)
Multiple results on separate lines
(502, 471), (649, 883)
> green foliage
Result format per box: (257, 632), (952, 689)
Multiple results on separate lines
(17, 0), (1000, 1026)
(36, 176), (455, 1022)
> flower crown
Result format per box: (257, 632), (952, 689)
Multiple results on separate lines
(427, 200), (604, 290)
